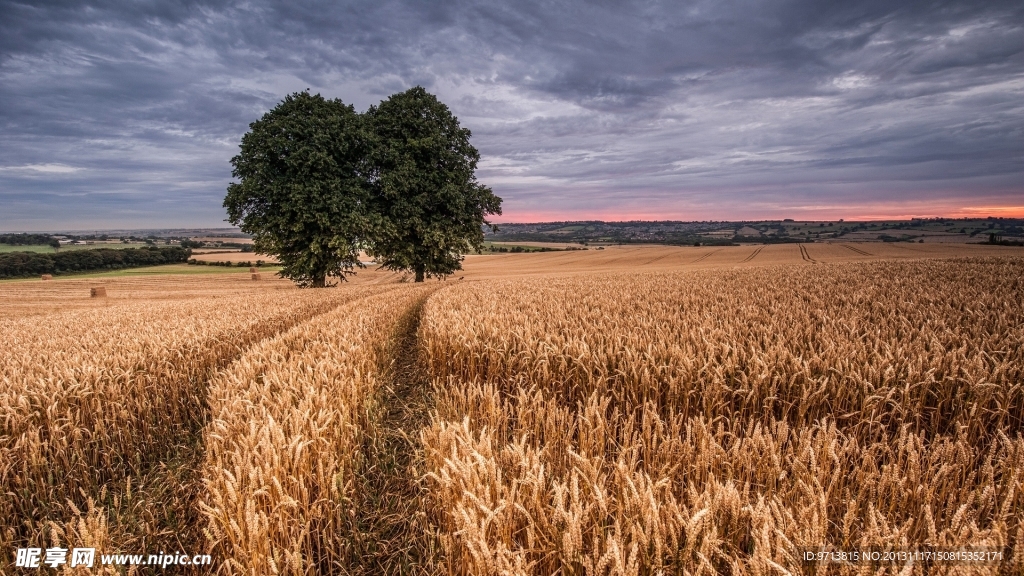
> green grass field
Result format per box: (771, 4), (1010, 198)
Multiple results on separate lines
(0, 243), (155, 254)
(0, 245), (58, 253)
(0, 264), (283, 282)
(75, 264), (283, 278)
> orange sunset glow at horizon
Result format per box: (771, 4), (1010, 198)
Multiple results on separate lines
(495, 203), (1024, 224)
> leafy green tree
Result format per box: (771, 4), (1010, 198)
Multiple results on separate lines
(365, 87), (502, 282)
(224, 92), (371, 287)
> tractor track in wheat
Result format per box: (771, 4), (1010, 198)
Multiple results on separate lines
(349, 292), (439, 575)
(799, 243), (817, 263)
(740, 246), (764, 263)
(842, 243), (873, 256)
(690, 249), (721, 264)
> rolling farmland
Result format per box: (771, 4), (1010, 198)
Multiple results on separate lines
(1, 244), (1022, 574)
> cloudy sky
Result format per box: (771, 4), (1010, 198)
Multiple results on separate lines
(1, 0), (1022, 230)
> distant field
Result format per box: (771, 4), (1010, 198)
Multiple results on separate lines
(83, 263), (281, 277)
(0, 264), (282, 287)
(455, 240), (1022, 280)
(481, 240), (581, 251)
(191, 236), (253, 244)
(489, 217), (1024, 245)
(189, 250), (279, 263)
(6, 240), (1018, 288)
(0, 245), (57, 253)
(0, 242), (155, 253)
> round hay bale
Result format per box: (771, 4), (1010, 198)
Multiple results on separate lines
(251, 273), (261, 281)
(41, 274), (53, 281)
(90, 287), (107, 297)
(249, 267), (257, 273)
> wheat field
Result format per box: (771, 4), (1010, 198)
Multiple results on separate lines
(418, 257), (1023, 575)
(1, 247), (1022, 574)
(0, 286), (377, 558)
(200, 285), (431, 573)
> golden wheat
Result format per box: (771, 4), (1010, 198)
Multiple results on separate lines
(3, 252), (1022, 575)
(451, 242), (1020, 281)
(419, 258), (1024, 575)
(199, 285), (429, 575)
(0, 287), (375, 553)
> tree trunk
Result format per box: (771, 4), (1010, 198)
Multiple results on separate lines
(414, 265), (425, 283)
(312, 275), (326, 288)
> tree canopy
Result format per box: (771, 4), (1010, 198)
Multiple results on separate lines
(224, 87), (501, 286)
(365, 87), (502, 282)
(224, 92), (372, 287)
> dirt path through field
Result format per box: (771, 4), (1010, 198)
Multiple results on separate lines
(350, 293), (438, 575)
(47, 294), (369, 566)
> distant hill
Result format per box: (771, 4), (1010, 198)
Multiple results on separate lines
(487, 217), (1024, 245)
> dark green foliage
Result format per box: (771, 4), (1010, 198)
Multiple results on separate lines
(483, 245), (558, 253)
(224, 92), (372, 287)
(732, 235), (806, 244)
(365, 87), (502, 282)
(225, 88), (502, 285)
(0, 247), (191, 279)
(0, 233), (56, 246)
(987, 233), (1024, 246)
(488, 222), (736, 246)
(879, 234), (910, 242)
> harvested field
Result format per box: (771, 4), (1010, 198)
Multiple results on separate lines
(0, 272), (298, 317)
(189, 251), (278, 264)
(0, 265), (413, 317)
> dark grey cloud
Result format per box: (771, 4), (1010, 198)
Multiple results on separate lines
(1, 0), (1022, 229)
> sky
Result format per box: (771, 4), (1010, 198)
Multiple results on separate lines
(1, 0), (1022, 230)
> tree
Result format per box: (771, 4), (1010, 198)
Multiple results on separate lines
(224, 92), (371, 287)
(365, 87), (502, 282)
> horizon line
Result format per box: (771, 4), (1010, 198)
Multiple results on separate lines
(4, 214), (1024, 235)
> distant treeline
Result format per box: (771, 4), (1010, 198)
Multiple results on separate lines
(0, 233), (56, 246)
(0, 246), (191, 279)
(187, 259), (268, 267)
(181, 239), (253, 251)
(730, 236), (807, 245)
(986, 236), (1024, 247)
(483, 245), (560, 253)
